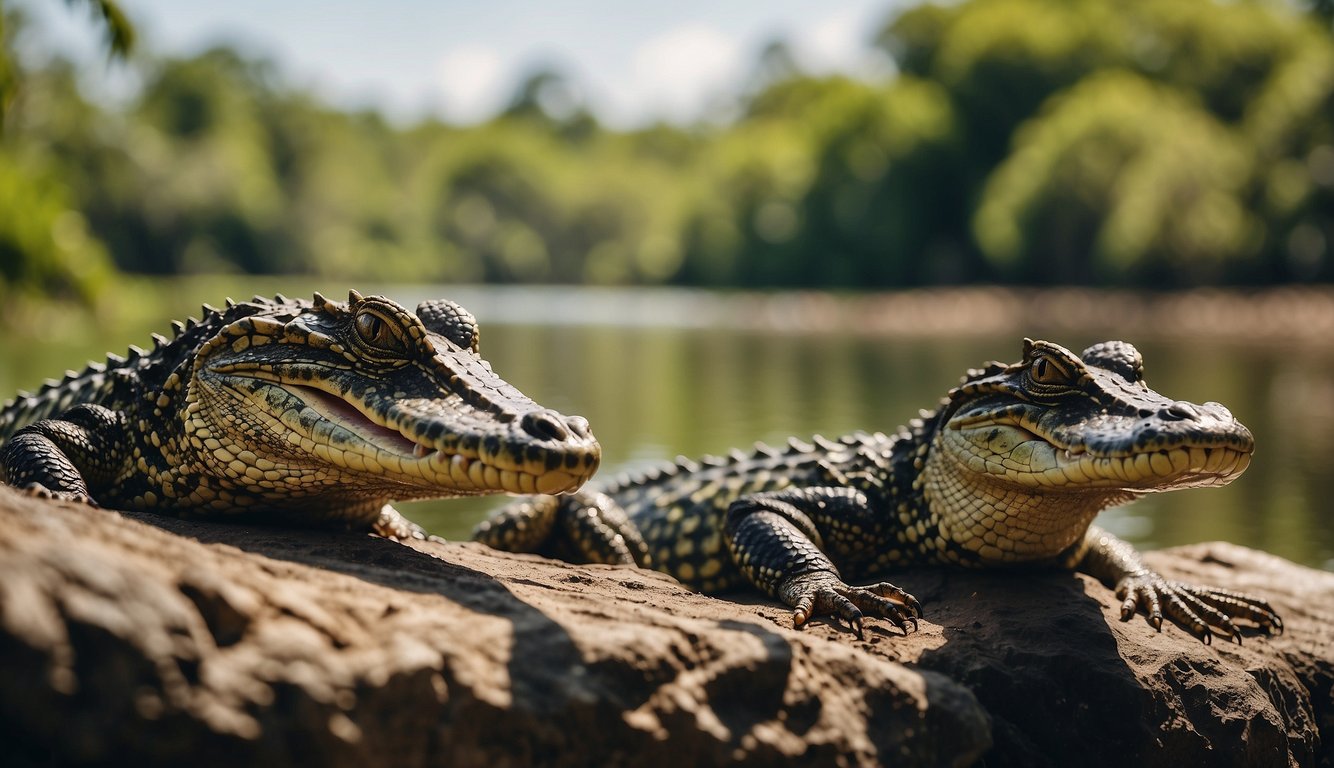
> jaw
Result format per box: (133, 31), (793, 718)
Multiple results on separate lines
(1046, 444), (1252, 492)
(943, 421), (1253, 494)
(280, 383), (592, 496)
(922, 446), (1117, 563)
(191, 377), (594, 500)
(926, 422), (1254, 563)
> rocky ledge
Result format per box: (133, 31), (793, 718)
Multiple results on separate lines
(0, 486), (1328, 767)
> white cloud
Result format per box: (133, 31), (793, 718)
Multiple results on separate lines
(436, 45), (512, 123)
(627, 24), (743, 123)
(791, 4), (893, 78)
(802, 7), (863, 71)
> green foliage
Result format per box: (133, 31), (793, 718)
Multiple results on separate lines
(974, 71), (1258, 285)
(0, 150), (112, 301)
(2, 0), (1333, 296)
(0, 0), (129, 306)
(681, 75), (974, 286)
(0, 13), (14, 120)
(882, 0), (1334, 285)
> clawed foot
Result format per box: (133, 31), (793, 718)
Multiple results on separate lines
(782, 572), (922, 639)
(1116, 571), (1283, 644)
(21, 482), (97, 506)
(372, 505), (445, 543)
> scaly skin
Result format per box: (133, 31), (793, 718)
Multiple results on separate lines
(475, 339), (1282, 642)
(0, 291), (601, 538)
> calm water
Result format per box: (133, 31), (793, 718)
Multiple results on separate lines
(3, 283), (1331, 569)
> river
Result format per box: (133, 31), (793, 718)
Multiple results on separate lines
(3, 281), (1330, 569)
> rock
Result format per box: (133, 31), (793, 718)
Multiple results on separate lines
(0, 486), (988, 768)
(777, 546), (1333, 768)
(1, 485), (1329, 768)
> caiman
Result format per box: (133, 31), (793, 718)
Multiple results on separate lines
(475, 339), (1283, 643)
(0, 291), (601, 539)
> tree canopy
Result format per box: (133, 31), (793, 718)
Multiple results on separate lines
(2, 0), (1331, 303)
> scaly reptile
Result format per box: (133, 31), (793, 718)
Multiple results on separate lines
(0, 291), (600, 538)
(475, 339), (1282, 642)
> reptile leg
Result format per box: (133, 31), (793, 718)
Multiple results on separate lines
(3, 432), (95, 503)
(1076, 525), (1283, 643)
(726, 488), (921, 639)
(554, 491), (651, 566)
(473, 495), (560, 551)
(473, 491), (650, 567)
(371, 504), (443, 543)
(0, 405), (128, 504)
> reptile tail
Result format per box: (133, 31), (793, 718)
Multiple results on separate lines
(472, 496), (561, 552)
(473, 491), (649, 567)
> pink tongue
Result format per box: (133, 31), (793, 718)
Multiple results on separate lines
(292, 385), (420, 454)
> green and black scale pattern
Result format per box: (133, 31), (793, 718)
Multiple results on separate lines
(0, 292), (600, 539)
(476, 339), (1284, 641)
(520, 428), (955, 592)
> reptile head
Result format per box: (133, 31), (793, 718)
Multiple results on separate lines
(936, 339), (1253, 495)
(187, 291), (600, 509)
(923, 338), (1253, 562)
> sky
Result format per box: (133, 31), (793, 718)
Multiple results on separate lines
(17, 0), (902, 127)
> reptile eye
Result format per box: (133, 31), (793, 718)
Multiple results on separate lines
(354, 310), (405, 352)
(1030, 356), (1069, 386)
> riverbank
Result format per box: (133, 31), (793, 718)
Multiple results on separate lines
(8, 278), (1334, 344)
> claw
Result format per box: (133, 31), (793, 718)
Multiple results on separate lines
(1117, 571), (1282, 643)
(792, 595), (814, 629)
(781, 573), (922, 639)
(22, 482), (95, 506)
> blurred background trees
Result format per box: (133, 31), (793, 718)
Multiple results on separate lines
(1, 0), (1331, 304)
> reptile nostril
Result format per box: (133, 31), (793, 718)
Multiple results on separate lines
(565, 415), (592, 440)
(1160, 401), (1201, 421)
(521, 410), (571, 442)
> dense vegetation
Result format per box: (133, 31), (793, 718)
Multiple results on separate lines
(2, 0), (1332, 305)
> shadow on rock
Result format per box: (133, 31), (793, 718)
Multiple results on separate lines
(870, 555), (1326, 768)
(0, 490), (991, 768)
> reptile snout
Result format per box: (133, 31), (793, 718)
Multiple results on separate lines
(514, 408), (600, 485)
(1159, 401), (1203, 421)
(521, 409), (594, 445)
(1137, 400), (1252, 452)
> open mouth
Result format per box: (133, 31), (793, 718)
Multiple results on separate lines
(288, 383), (423, 455)
(280, 383), (585, 494)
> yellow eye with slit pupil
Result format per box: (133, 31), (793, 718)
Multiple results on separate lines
(354, 310), (404, 352)
(1031, 356), (1068, 385)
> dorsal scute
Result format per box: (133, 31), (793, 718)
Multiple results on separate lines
(1081, 340), (1144, 383)
(416, 299), (481, 353)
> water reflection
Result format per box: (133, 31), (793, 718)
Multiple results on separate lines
(1, 287), (1329, 569)
(399, 324), (1333, 570)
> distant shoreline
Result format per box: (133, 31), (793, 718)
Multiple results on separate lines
(385, 283), (1334, 343)
(10, 277), (1334, 346)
